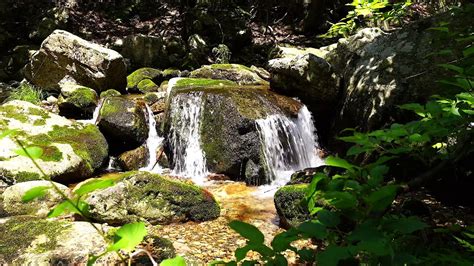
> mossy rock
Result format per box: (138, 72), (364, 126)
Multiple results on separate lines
(0, 101), (108, 185)
(127, 67), (162, 92)
(164, 78), (302, 184)
(137, 79), (160, 93)
(100, 89), (121, 98)
(0, 180), (70, 217)
(97, 96), (149, 152)
(78, 171), (220, 225)
(189, 64), (269, 86)
(58, 83), (99, 119)
(116, 145), (149, 171)
(274, 184), (311, 228)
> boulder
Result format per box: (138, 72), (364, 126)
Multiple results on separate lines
(121, 34), (167, 69)
(116, 145), (149, 171)
(0, 181), (69, 218)
(24, 30), (127, 93)
(165, 78), (303, 184)
(0, 101), (108, 185)
(0, 216), (175, 264)
(97, 97), (149, 152)
(100, 89), (121, 98)
(127, 67), (163, 93)
(58, 83), (99, 119)
(274, 184), (311, 228)
(78, 171), (220, 225)
(190, 64), (269, 86)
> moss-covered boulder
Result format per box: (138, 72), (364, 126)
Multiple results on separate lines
(0, 181), (69, 218)
(0, 216), (176, 264)
(100, 89), (121, 98)
(24, 30), (127, 93)
(78, 171), (220, 225)
(274, 184), (311, 228)
(0, 101), (108, 185)
(58, 83), (99, 119)
(190, 64), (269, 86)
(97, 97), (149, 152)
(127, 67), (163, 93)
(165, 78), (302, 184)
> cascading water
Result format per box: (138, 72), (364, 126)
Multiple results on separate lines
(79, 98), (104, 124)
(140, 104), (164, 173)
(256, 105), (323, 189)
(168, 92), (208, 185)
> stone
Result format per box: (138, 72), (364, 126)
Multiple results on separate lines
(190, 64), (269, 86)
(117, 145), (149, 171)
(97, 97), (149, 152)
(78, 171), (220, 225)
(99, 89), (121, 98)
(274, 184), (311, 228)
(121, 35), (167, 69)
(137, 79), (160, 93)
(244, 160), (264, 186)
(211, 44), (231, 64)
(127, 67), (163, 93)
(0, 101), (108, 185)
(0, 216), (175, 264)
(0, 181), (70, 218)
(57, 83), (99, 119)
(24, 30), (127, 93)
(164, 78), (302, 184)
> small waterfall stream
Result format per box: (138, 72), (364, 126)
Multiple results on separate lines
(256, 105), (323, 188)
(79, 98), (104, 124)
(168, 93), (208, 185)
(140, 104), (164, 173)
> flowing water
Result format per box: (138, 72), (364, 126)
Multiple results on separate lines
(256, 105), (324, 191)
(140, 104), (164, 173)
(78, 98), (104, 124)
(168, 93), (209, 185)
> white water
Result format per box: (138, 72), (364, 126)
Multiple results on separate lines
(255, 105), (323, 195)
(140, 104), (164, 173)
(78, 98), (104, 124)
(168, 93), (208, 185)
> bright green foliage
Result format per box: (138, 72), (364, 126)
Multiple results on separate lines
(321, 0), (412, 38)
(160, 256), (187, 266)
(108, 222), (147, 252)
(74, 178), (116, 196)
(5, 83), (44, 104)
(21, 185), (51, 202)
(14, 146), (43, 159)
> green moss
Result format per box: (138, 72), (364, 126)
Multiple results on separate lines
(127, 68), (162, 89)
(100, 89), (121, 98)
(210, 63), (252, 72)
(14, 171), (42, 182)
(0, 105), (30, 123)
(99, 97), (121, 117)
(28, 107), (50, 119)
(0, 216), (70, 262)
(144, 93), (159, 105)
(137, 79), (159, 93)
(162, 68), (181, 77)
(64, 87), (98, 108)
(274, 184), (311, 228)
(33, 119), (46, 126)
(175, 78), (236, 89)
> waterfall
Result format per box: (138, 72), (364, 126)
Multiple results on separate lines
(256, 105), (323, 188)
(168, 93), (208, 184)
(79, 98), (104, 124)
(140, 104), (164, 173)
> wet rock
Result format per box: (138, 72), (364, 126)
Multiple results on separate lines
(58, 83), (99, 119)
(0, 181), (69, 218)
(24, 30), (127, 93)
(288, 166), (344, 185)
(117, 145), (149, 171)
(244, 160), (264, 186)
(121, 35), (167, 69)
(190, 64), (269, 86)
(100, 89), (121, 98)
(97, 97), (148, 152)
(79, 171), (220, 225)
(127, 67), (163, 93)
(0, 101), (108, 185)
(274, 184), (311, 228)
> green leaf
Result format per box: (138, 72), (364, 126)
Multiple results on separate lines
(368, 165), (389, 186)
(325, 156), (356, 171)
(229, 221), (265, 244)
(297, 248), (315, 262)
(160, 256), (187, 266)
(400, 103), (426, 117)
(48, 201), (77, 218)
(323, 191), (358, 210)
(0, 129), (18, 139)
(384, 216), (428, 234)
(108, 222), (147, 252)
(21, 186), (51, 202)
(271, 230), (299, 252)
(366, 185), (398, 213)
(317, 209), (340, 227)
(235, 243), (273, 261)
(438, 64), (464, 74)
(297, 221), (328, 239)
(273, 254), (288, 266)
(316, 245), (351, 266)
(74, 178), (116, 196)
(463, 45), (474, 58)
(15, 146), (43, 159)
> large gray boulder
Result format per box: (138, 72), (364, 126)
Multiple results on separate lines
(79, 171), (220, 225)
(24, 30), (127, 93)
(190, 64), (269, 86)
(0, 100), (108, 185)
